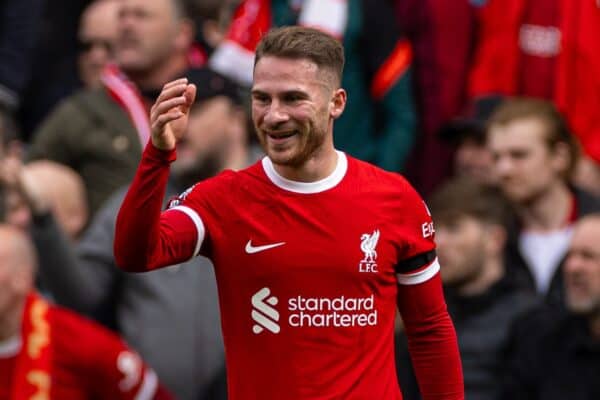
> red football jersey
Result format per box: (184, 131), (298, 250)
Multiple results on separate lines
(115, 145), (463, 399)
(0, 304), (166, 400)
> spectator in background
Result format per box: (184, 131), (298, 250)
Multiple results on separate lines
(439, 97), (502, 185)
(27, 69), (246, 399)
(469, 0), (600, 197)
(487, 98), (600, 305)
(501, 213), (600, 399)
(396, 178), (539, 400)
(395, 0), (476, 195)
(210, 0), (416, 173)
(77, 0), (120, 89)
(28, 0), (199, 216)
(19, 161), (88, 240)
(0, 224), (173, 399)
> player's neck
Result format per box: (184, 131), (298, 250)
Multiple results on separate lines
(517, 182), (572, 232)
(274, 146), (339, 183)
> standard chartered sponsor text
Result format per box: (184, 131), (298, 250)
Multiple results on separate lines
(288, 294), (378, 328)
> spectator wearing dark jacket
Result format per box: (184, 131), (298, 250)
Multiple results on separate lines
(501, 213), (600, 400)
(487, 98), (600, 305)
(396, 178), (539, 400)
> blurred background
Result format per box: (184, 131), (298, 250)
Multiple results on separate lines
(0, 0), (599, 399)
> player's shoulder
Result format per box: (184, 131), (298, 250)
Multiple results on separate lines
(346, 155), (416, 193)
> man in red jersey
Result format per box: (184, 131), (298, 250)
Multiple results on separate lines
(0, 224), (171, 400)
(115, 26), (463, 399)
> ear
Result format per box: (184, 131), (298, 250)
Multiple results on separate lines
(551, 142), (572, 176)
(330, 88), (347, 120)
(175, 19), (196, 52)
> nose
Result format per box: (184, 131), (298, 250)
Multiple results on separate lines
(263, 101), (289, 127)
(494, 154), (513, 178)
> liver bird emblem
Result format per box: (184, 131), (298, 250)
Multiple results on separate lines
(360, 230), (380, 263)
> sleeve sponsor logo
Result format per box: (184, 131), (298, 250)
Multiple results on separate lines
(422, 221), (435, 238)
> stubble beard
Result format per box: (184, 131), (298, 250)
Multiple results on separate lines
(260, 122), (327, 169)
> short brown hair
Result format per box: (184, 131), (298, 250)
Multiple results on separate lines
(254, 26), (345, 86)
(428, 178), (514, 231)
(487, 98), (580, 177)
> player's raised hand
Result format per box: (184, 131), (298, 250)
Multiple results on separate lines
(150, 78), (197, 151)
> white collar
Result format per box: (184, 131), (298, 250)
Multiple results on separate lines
(262, 151), (347, 194)
(0, 335), (21, 358)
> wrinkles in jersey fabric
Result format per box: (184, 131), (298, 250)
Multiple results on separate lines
(114, 143), (200, 271)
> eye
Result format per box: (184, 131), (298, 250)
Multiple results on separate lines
(283, 93), (306, 103)
(252, 93), (270, 104)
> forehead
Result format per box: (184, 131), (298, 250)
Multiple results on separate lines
(252, 56), (328, 93)
(488, 118), (548, 150)
(121, 0), (173, 14)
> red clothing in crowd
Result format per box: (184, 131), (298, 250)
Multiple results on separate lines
(114, 143), (464, 399)
(469, 0), (600, 163)
(396, 0), (475, 195)
(0, 294), (171, 400)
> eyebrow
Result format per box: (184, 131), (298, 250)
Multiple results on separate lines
(250, 89), (310, 98)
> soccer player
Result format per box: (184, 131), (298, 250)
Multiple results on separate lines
(115, 27), (464, 399)
(0, 225), (171, 399)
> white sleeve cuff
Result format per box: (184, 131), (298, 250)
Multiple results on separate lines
(396, 258), (440, 285)
(168, 205), (205, 259)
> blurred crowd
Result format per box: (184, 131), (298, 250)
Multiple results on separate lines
(0, 0), (599, 399)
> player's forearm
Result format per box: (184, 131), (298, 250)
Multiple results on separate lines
(114, 143), (175, 272)
(397, 274), (464, 399)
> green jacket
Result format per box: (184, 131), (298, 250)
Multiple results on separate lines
(28, 88), (142, 215)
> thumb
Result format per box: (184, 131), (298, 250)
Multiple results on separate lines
(180, 84), (197, 114)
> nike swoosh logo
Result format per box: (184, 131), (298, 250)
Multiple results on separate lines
(245, 240), (286, 254)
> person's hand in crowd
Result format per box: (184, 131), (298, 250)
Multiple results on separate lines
(0, 156), (50, 215)
(150, 78), (197, 151)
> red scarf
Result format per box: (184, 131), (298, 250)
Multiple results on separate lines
(209, 0), (348, 86)
(11, 294), (52, 400)
(101, 64), (151, 148)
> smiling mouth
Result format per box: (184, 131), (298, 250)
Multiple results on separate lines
(267, 131), (296, 140)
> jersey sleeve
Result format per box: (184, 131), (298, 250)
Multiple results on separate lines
(394, 179), (439, 285)
(164, 169), (237, 259)
(393, 178), (464, 399)
(114, 143), (233, 271)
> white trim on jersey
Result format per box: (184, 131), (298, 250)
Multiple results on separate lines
(262, 151), (348, 194)
(168, 206), (205, 258)
(134, 369), (158, 400)
(396, 258), (440, 285)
